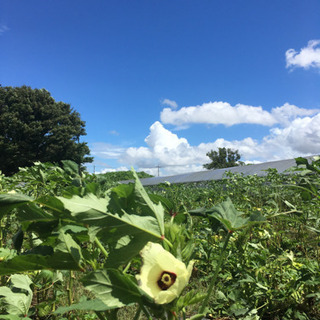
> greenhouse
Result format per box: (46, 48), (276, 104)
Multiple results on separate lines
(127, 156), (315, 186)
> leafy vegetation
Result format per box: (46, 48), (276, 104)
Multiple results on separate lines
(0, 156), (319, 320)
(97, 170), (153, 184)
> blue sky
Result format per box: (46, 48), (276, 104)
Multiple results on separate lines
(1, 0), (320, 175)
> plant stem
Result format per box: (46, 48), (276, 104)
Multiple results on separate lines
(105, 310), (118, 320)
(163, 236), (173, 248)
(67, 271), (74, 306)
(123, 260), (132, 274)
(94, 237), (109, 259)
(0, 219), (3, 286)
(95, 311), (106, 320)
(140, 304), (153, 320)
(133, 306), (142, 320)
(199, 231), (232, 314)
(0, 218), (3, 248)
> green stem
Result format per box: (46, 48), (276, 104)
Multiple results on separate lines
(67, 271), (74, 306)
(140, 304), (153, 320)
(0, 218), (3, 248)
(162, 236), (173, 248)
(0, 219), (3, 286)
(199, 231), (232, 314)
(189, 314), (207, 320)
(123, 260), (132, 274)
(95, 311), (106, 320)
(94, 237), (109, 259)
(182, 310), (186, 320)
(105, 310), (118, 320)
(133, 306), (142, 320)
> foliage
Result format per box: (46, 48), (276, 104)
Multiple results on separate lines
(0, 274), (33, 318)
(97, 170), (153, 184)
(203, 147), (242, 169)
(0, 85), (93, 175)
(150, 156), (320, 319)
(0, 156), (319, 319)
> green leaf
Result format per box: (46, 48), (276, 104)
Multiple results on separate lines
(55, 299), (111, 314)
(0, 248), (16, 261)
(176, 290), (206, 311)
(105, 233), (157, 268)
(53, 229), (85, 270)
(56, 193), (109, 221)
(247, 210), (267, 225)
(57, 193), (161, 237)
(197, 199), (266, 232)
(0, 249), (53, 275)
(149, 194), (175, 214)
(207, 198), (249, 231)
(56, 191), (163, 267)
(0, 315), (32, 320)
(0, 230), (84, 275)
(132, 169), (165, 236)
(81, 269), (145, 309)
(0, 274), (32, 317)
(0, 193), (33, 219)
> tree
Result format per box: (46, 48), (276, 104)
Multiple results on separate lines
(203, 147), (241, 170)
(0, 85), (93, 175)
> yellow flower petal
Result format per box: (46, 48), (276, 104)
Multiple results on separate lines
(136, 242), (194, 304)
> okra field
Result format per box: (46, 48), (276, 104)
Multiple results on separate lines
(0, 157), (319, 320)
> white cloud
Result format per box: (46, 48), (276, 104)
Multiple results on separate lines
(119, 111), (320, 175)
(160, 101), (318, 127)
(122, 121), (201, 170)
(271, 103), (319, 126)
(91, 101), (320, 176)
(0, 24), (9, 35)
(90, 142), (125, 159)
(161, 99), (178, 109)
(99, 166), (129, 174)
(121, 122), (258, 174)
(286, 40), (320, 70)
(266, 114), (320, 154)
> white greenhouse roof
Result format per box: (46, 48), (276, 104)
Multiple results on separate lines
(123, 156), (316, 186)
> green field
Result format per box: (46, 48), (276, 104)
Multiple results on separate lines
(0, 158), (319, 320)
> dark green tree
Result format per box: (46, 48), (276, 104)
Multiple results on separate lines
(203, 147), (241, 170)
(0, 85), (93, 175)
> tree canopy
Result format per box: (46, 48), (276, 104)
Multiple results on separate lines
(0, 85), (93, 175)
(203, 147), (242, 170)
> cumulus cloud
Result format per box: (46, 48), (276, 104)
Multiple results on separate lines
(121, 121), (259, 175)
(286, 40), (320, 70)
(120, 112), (320, 175)
(91, 101), (320, 176)
(266, 114), (320, 154)
(162, 98), (178, 109)
(160, 101), (318, 127)
(271, 103), (319, 126)
(122, 122), (201, 170)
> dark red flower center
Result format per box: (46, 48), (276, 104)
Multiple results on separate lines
(157, 271), (177, 290)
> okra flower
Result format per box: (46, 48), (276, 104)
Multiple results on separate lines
(136, 242), (194, 304)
